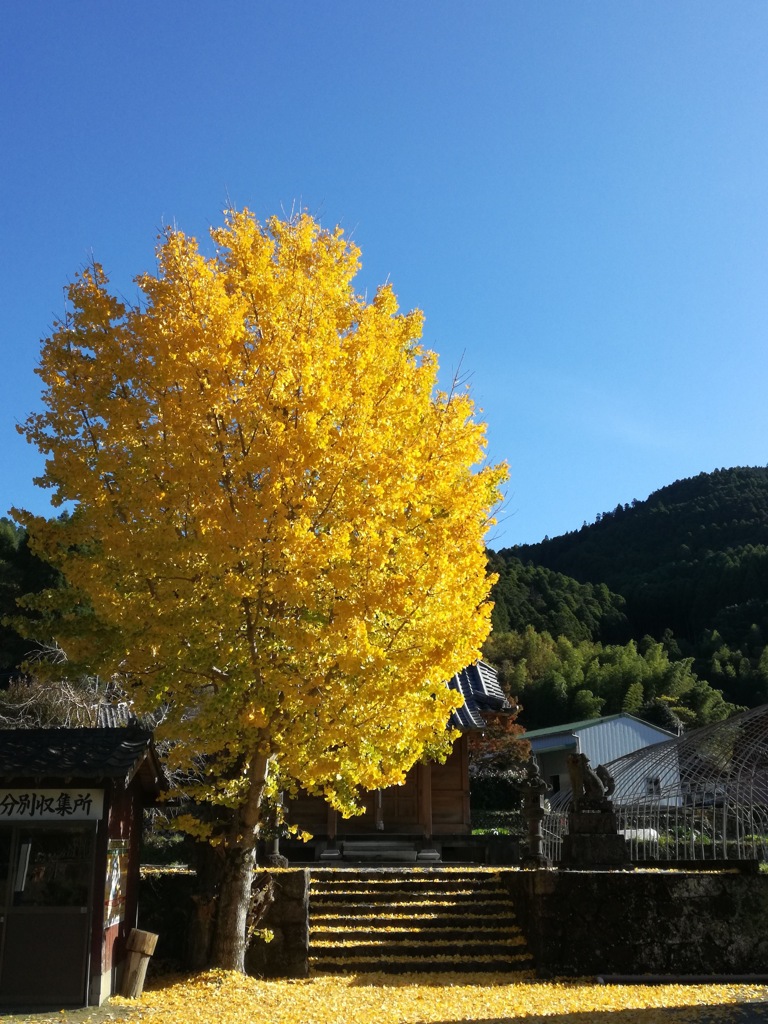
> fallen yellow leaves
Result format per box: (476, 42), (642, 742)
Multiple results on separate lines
(99, 970), (768, 1024)
(140, 866), (195, 877)
(310, 933), (529, 946)
(314, 889), (498, 898)
(311, 909), (518, 921)
(310, 954), (534, 965)
(313, 924), (522, 933)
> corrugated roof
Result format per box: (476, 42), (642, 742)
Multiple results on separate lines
(0, 727), (166, 791)
(448, 661), (511, 730)
(523, 713), (676, 741)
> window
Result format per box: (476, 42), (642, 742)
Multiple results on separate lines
(12, 827), (93, 908)
(645, 777), (662, 798)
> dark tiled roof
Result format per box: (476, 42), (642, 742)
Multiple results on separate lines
(96, 703), (164, 730)
(0, 727), (165, 791)
(448, 661), (511, 730)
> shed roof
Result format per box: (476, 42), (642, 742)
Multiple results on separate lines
(0, 727), (166, 792)
(523, 713), (676, 741)
(448, 661), (511, 730)
(525, 713), (678, 768)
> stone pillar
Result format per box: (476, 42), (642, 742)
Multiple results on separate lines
(522, 790), (551, 867)
(516, 755), (552, 868)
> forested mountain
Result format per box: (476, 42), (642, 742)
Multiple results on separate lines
(0, 517), (61, 684)
(487, 467), (768, 728)
(488, 553), (629, 643)
(507, 466), (768, 644)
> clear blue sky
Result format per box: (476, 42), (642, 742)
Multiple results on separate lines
(3, 2), (768, 549)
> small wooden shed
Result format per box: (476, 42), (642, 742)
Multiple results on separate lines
(0, 727), (164, 1010)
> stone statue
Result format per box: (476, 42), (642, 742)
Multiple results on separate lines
(595, 763), (616, 799)
(567, 752), (615, 807)
(561, 753), (628, 869)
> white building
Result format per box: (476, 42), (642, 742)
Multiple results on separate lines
(524, 713), (677, 796)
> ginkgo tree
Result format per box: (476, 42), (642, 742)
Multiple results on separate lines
(14, 209), (506, 970)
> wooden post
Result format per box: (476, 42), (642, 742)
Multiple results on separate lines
(419, 761), (433, 841)
(120, 928), (159, 999)
(460, 734), (471, 832)
(375, 788), (384, 831)
(326, 804), (337, 843)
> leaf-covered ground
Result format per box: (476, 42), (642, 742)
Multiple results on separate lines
(9, 971), (768, 1024)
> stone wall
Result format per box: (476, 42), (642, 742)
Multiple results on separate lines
(139, 868), (309, 977)
(245, 869), (310, 978)
(504, 868), (768, 977)
(138, 871), (198, 970)
(140, 865), (768, 978)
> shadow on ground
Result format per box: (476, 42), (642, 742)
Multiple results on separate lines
(413, 1006), (768, 1024)
(0, 1007), (141, 1024)
(346, 975), (768, 1024)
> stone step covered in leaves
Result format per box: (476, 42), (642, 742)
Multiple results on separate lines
(308, 867), (534, 974)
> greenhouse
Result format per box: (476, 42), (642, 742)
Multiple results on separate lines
(542, 703), (768, 864)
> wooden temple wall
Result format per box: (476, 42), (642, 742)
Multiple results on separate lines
(284, 735), (471, 838)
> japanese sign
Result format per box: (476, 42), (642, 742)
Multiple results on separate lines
(0, 788), (104, 821)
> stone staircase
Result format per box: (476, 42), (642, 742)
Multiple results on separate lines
(320, 839), (422, 863)
(308, 868), (535, 974)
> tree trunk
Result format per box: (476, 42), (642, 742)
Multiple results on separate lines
(209, 752), (269, 971)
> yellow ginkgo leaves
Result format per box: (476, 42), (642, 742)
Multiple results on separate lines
(102, 970), (768, 1024)
(17, 207), (505, 812)
(16, 209), (506, 966)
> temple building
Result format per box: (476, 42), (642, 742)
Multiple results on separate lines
(279, 661), (513, 863)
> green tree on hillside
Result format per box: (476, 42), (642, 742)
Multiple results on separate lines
(0, 518), (61, 683)
(494, 467), (768, 710)
(487, 552), (628, 642)
(483, 627), (738, 732)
